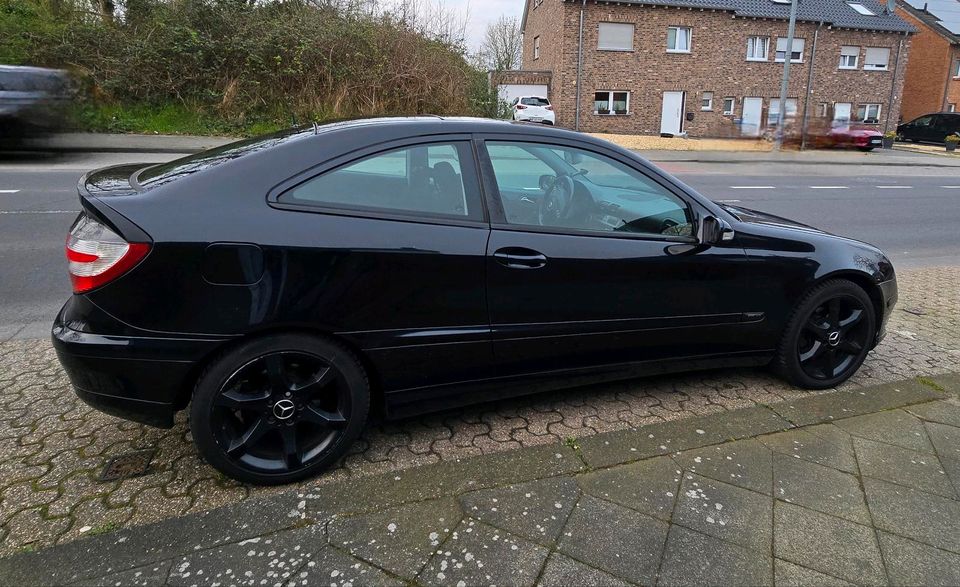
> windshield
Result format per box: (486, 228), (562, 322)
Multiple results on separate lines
(521, 97), (550, 107)
(136, 127), (312, 188)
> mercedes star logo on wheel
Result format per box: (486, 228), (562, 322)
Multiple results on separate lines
(273, 399), (296, 420)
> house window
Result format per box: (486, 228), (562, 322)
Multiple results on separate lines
(598, 23), (634, 51)
(839, 46), (860, 69)
(953, 60), (960, 78)
(950, 103), (957, 113)
(746, 36), (769, 61)
(775, 37), (805, 63)
(701, 92), (714, 111)
(864, 47), (890, 70)
(594, 91), (630, 115)
(722, 97), (736, 115)
(857, 103), (882, 123)
(767, 98), (798, 126)
(667, 26), (692, 53)
(818, 103), (830, 117)
(533, 0), (543, 7)
(534, 36), (540, 60)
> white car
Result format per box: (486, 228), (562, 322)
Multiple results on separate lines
(511, 96), (555, 125)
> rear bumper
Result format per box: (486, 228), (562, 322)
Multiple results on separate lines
(52, 299), (229, 428)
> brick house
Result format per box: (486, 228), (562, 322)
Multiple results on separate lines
(897, 0), (960, 121)
(519, 0), (913, 137)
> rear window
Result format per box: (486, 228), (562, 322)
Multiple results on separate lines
(137, 128), (311, 187)
(521, 97), (550, 106)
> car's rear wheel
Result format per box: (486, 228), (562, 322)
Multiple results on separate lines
(774, 280), (875, 390)
(190, 334), (369, 485)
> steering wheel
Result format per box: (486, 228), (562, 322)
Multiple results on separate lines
(538, 174), (576, 226)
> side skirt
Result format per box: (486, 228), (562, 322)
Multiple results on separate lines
(383, 351), (774, 420)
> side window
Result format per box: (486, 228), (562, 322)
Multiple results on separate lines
(278, 142), (481, 221)
(486, 141), (693, 238)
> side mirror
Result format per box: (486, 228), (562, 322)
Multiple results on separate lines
(699, 216), (734, 245)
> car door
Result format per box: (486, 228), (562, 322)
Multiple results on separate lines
(270, 137), (493, 393)
(477, 136), (756, 377)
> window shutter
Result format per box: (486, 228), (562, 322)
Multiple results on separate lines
(598, 23), (634, 50)
(865, 47), (890, 69)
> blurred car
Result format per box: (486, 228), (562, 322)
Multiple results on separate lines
(510, 96), (555, 125)
(790, 120), (883, 151)
(0, 65), (72, 149)
(897, 112), (960, 144)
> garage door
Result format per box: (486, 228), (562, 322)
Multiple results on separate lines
(497, 84), (549, 104)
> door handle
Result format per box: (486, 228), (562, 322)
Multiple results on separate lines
(493, 247), (548, 269)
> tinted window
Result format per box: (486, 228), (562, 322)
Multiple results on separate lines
(486, 141), (693, 238)
(521, 97), (550, 106)
(278, 142), (481, 220)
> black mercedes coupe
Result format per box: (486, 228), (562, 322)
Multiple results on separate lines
(53, 117), (897, 484)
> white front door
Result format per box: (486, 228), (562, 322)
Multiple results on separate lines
(742, 97), (763, 137)
(660, 91), (685, 135)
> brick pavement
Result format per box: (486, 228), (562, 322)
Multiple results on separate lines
(1, 375), (957, 586)
(0, 266), (957, 556)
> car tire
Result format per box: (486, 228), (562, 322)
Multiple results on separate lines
(858, 147), (874, 152)
(774, 279), (875, 390)
(190, 333), (370, 485)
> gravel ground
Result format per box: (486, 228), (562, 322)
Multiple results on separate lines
(0, 266), (957, 555)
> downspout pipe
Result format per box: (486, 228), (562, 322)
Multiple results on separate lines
(887, 36), (904, 131)
(575, 0), (587, 132)
(800, 22), (822, 150)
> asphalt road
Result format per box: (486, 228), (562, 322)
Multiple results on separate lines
(2, 151), (959, 341)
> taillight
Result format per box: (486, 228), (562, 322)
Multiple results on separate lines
(516, 104), (527, 110)
(66, 215), (150, 294)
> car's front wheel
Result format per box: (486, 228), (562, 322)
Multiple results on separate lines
(774, 280), (875, 390)
(190, 334), (369, 485)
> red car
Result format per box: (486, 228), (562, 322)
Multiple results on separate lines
(796, 121), (883, 151)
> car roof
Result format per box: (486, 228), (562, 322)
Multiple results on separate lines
(307, 116), (572, 142)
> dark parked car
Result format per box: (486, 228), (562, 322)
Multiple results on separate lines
(54, 117), (897, 484)
(0, 65), (71, 149)
(897, 112), (960, 144)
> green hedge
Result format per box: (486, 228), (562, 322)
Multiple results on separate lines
(2, 0), (500, 134)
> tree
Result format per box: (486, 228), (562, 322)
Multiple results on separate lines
(479, 15), (521, 71)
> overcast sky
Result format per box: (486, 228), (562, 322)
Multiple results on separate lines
(383, 0), (525, 52)
(456, 0), (525, 50)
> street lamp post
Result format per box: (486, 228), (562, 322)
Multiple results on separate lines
(774, 0), (800, 151)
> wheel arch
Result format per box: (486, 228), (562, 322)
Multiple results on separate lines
(173, 326), (385, 417)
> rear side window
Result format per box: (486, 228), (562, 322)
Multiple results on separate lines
(521, 97), (550, 106)
(278, 142), (483, 221)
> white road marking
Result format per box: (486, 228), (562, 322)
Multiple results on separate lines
(808, 186), (848, 189)
(0, 210), (80, 215)
(875, 185), (912, 189)
(729, 186), (775, 189)
(0, 189), (20, 194)
(940, 185), (960, 189)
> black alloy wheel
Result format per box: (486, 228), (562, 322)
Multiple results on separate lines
(797, 296), (870, 381)
(776, 280), (876, 390)
(191, 334), (369, 485)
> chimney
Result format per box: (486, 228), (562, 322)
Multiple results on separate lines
(888, 0), (896, 14)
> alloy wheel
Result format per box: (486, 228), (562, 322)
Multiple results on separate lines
(797, 295), (870, 381)
(210, 351), (350, 474)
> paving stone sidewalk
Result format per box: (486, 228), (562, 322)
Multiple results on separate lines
(1, 374), (958, 586)
(0, 266), (958, 557)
